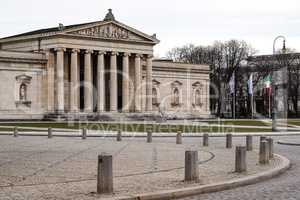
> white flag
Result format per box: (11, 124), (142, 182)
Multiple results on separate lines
(229, 72), (235, 94)
(248, 73), (253, 95)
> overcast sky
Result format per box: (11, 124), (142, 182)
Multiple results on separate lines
(1, 0), (299, 57)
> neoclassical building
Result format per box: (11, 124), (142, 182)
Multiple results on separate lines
(0, 9), (210, 120)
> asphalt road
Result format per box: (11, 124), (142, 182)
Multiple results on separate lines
(180, 136), (300, 200)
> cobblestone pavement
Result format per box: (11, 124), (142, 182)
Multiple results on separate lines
(181, 135), (300, 200)
(0, 135), (280, 200)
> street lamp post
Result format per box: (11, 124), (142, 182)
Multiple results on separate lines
(273, 36), (286, 54)
(272, 36), (286, 132)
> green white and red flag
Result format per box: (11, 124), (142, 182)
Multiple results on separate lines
(264, 75), (271, 88)
(263, 75), (272, 94)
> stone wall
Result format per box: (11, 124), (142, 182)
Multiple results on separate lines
(145, 60), (210, 117)
(0, 50), (47, 119)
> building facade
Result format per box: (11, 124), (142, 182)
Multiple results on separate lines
(0, 10), (210, 120)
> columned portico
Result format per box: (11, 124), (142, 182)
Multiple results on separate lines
(35, 10), (160, 115)
(52, 48), (154, 114)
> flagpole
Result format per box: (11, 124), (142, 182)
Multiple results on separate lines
(248, 73), (254, 119)
(251, 94), (254, 119)
(269, 89), (271, 118)
(233, 72), (236, 119)
(233, 93), (235, 119)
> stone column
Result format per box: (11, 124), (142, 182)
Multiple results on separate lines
(146, 55), (153, 112)
(134, 54), (142, 112)
(110, 52), (118, 112)
(97, 51), (106, 112)
(122, 53), (130, 112)
(84, 50), (93, 112)
(55, 48), (65, 113)
(46, 50), (55, 112)
(70, 49), (80, 112)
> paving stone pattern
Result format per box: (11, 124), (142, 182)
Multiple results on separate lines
(0, 135), (281, 200)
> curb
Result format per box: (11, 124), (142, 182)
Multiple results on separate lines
(2, 132), (300, 138)
(278, 141), (300, 146)
(103, 154), (290, 200)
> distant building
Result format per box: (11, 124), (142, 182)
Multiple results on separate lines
(219, 53), (300, 118)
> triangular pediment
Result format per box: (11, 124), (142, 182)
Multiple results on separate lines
(16, 74), (32, 83)
(152, 79), (161, 86)
(192, 81), (203, 87)
(64, 21), (159, 44)
(171, 80), (183, 87)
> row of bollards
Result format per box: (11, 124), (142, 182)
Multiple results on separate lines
(11, 128), (256, 150)
(11, 128), (269, 155)
(10, 127), (274, 195)
(97, 137), (274, 194)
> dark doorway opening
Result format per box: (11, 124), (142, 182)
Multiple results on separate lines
(117, 55), (123, 111)
(104, 55), (110, 111)
(79, 52), (84, 111)
(92, 53), (98, 112)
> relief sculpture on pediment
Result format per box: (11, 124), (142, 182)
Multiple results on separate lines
(70, 24), (130, 40)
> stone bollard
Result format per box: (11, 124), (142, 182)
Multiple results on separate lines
(259, 140), (270, 164)
(82, 128), (87, 140)
(259, 136), (266, 151)
(176, 131), (182, 144)
(13, 127), (18, 137)
(246, 135), (253, 151)
(226, 134), (232, 148)
(235, 146), (247, 172)
(185, 151), (199, 182)
(97, 154), (113, 194)
(203, 134), (209, 147)
(116, 131), (122, 142)
(267, 138), (274, 159)
(147, 131), (152, 143)
(48, 128), (53, 139)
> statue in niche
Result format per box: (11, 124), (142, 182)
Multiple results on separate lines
(152, 88), (158, 105)
(195, 89), (202, 106)
(173, 88), (180, 105)
(19, 83), (27, 101)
